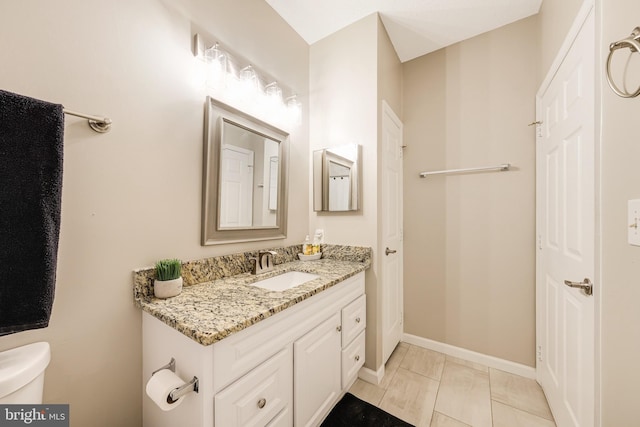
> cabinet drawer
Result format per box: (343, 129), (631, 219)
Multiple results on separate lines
(341, 294), (366, 347)
(341, 330), (365, 388)
(215, 346), (292, 427)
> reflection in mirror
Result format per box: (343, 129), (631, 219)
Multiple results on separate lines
(202, 97), (289, 245)
(313, 144), (361, 212)
(219, 121), (279, 229)
(268, 156), (278, 210)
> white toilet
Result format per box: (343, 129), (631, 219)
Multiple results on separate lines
(0, 342), (51, 403)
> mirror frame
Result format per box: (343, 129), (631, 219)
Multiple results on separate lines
(202, 97), (289, 245)
(313, 145), (361, 212)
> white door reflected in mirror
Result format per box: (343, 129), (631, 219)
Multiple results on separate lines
(220, 144), (254, 228)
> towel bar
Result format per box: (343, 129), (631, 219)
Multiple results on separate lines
(606, 26), (640, 98)
(419, 163), (511, 178)
(63, 108), (112, 133)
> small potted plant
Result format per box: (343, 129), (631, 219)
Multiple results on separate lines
(154, 259), (183, 298)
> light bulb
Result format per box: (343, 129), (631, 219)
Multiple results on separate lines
(286, 95), (302, 125)
(239, 65), (257, 83)
(204, 43), (225, 65)
(204, 43), (227, 89)
(265, 82), (283, 103)
(238, 65), (258, 98)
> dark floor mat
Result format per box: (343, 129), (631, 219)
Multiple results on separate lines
(320, 392), (415, 427)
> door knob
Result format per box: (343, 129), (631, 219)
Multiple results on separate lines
(385, 247), (397, 256)
(563, 278), (593, 296)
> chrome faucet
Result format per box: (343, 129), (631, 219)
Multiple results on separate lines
(250, 251), (278, 275)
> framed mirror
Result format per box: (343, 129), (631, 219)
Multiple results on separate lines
(202, 97), (289, 245)
(313, 144), (361, 212)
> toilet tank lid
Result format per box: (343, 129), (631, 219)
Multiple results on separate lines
(0, 342), (51, 399)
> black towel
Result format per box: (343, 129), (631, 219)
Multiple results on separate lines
(0, 89), (64, 335)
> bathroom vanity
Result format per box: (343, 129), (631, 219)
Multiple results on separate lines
(135, 246), (370, 427)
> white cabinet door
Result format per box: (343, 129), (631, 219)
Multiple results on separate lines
(294, 312), (341, 427)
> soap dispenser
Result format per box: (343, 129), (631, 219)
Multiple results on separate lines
(312, 233), (321, 254)
(302, 235), (312, 255)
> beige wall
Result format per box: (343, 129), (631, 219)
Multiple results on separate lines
(0, 0), (308, 426)
(598, 0), (640, 424)
(538, 0), (584, 74)
(309, 14), (381, 369)
(377, 19), (403, 116)
(402, 16), (539, 366)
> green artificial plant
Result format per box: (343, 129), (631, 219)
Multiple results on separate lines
(155, 259), (182, 281)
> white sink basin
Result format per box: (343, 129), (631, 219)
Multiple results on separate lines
(252, 271), (319, 292)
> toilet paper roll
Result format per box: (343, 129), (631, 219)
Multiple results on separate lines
(146, 369), (186, 411)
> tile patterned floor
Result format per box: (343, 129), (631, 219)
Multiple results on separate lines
(349, 343), (556, 427)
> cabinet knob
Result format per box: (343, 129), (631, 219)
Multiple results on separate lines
(336, 325), (342, 332)
(355, 317), (361, 323)
(355, 355), (360, 362)
(257, 398), (266, 409)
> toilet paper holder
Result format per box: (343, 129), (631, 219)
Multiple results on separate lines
(152, 357), (199, 403)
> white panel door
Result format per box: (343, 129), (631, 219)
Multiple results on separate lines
(536, 7), (595, 427)
(381, 101), (404, 364)
(220, 145), (254, 228)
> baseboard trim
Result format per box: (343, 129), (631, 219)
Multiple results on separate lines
(402, 333), (536, 379)
(358, 364), (385, 385)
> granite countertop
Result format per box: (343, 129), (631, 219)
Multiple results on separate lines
(134, 245), (371, 346)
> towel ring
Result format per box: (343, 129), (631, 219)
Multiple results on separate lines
(606, 27), (640, 98)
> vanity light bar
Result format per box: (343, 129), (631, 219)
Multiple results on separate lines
(192, 33), (301, 126)
(193, 34), (296, 97)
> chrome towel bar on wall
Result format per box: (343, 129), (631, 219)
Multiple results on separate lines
(606, 26), (640, 98)
(63, 108), (112, 133)
(419, 163), (511, 178)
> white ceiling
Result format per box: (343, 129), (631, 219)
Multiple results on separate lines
(265, 0), (542, 62)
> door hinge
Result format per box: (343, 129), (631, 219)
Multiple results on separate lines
(529, 120), (543, 138)
(537, 344), (543, 362)
(537, 234), (542, 250)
